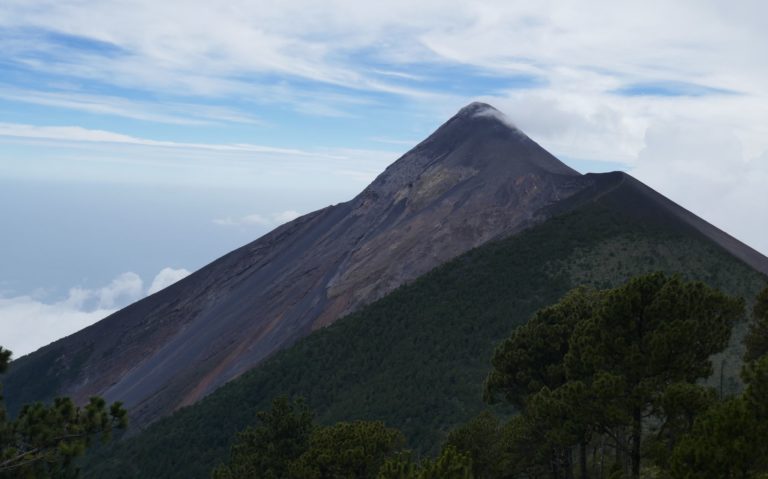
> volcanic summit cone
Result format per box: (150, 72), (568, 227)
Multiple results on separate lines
(6, 102), (766, 428)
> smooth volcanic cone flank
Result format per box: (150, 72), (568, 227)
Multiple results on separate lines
(3, 103), (595, 427)
(562, 171), (768, 276)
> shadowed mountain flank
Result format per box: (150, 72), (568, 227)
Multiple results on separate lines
(7, 103), (767, 434)
(4, 103), (595, 426)
(82, 163), (767, 479)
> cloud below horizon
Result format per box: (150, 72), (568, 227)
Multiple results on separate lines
(0, 267), (191, 358)
(213, 210), (301, 227)
(147, 267), (191, 295)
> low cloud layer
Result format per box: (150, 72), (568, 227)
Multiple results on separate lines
(0, 291), (116, 360)
(214, 210), (301, 227)
(96, 272), (144, 309)
(0, 267), (190, 358)
(147, 267), (191, 295)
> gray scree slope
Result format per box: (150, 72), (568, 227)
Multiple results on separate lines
(6, 102), (767, 428)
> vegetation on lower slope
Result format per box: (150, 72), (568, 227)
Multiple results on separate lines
(0, 347), (127, 478)
(3, 343), (95, 417)
(82, 194), (766, 478)
(483, 274), (747, 478)
(211, 396), (474, 479)
(206, 277), (768, 479)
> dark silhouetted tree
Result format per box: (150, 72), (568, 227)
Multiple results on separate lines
(486, 274), (743, 479)
(485, 287), (601, 479)
(377, 446), (473, 479)
(290, 420), (404, 479)
(212, 397), (313, 479)
(443, 411), (509, 479)
(565, 273), (743, 478)
(669, 355), (768, 477)
(0, 346), (126, 478)
(745, 286), (768, 362)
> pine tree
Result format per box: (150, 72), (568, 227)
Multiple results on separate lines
(212, 397), (313, 479)
(745, 287), (768, 362)
(485, 274), (743, 478)
(0, 346), (127, 478)
(565, 273), (742, 477)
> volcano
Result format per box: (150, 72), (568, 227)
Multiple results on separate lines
(6, 103), (767, 429)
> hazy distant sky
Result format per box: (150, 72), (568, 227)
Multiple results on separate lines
(1, 1), (767, 356)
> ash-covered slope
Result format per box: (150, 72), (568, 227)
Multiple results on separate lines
(83, 166), (768, 479)
(4, 103), (593, 426)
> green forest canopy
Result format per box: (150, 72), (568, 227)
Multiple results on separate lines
(210, 276), (768, 478)
(82, 196), (767, 478)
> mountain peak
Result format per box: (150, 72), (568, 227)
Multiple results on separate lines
(366, 102), (578, 195)
(6, 100), (590, 428)
(453, 102), (519, 130)
(457, 101), (498, 115)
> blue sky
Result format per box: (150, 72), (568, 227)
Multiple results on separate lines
(1, 0), (767, 355)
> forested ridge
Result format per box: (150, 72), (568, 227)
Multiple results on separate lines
(207, 277), (768, 478)
(82, 184), (766, 478)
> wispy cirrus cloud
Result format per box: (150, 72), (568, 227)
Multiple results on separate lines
(0, 3), (767, 254)
(368, 137), (419, 146)
(612, 81), (738, 98)
(3, 1), (766, 161)
(0, 122), (332, 155)
(0, 86), (264, 125)
(0, 122), (397, 188)
(1, 2), (765, 107)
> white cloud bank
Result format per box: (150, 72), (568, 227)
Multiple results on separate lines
(96, 272), (144, 309)
(214, 210), (301, 227)
(0, 267), (190, 358)
(0, 291), (116, 360)
(147, 267), (191, 295)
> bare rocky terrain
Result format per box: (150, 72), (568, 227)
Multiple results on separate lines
(6, 102), (767, 429)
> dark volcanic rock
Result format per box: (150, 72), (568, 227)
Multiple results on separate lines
(7, 102), (765, 428)
(7, 103), (590, 425)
